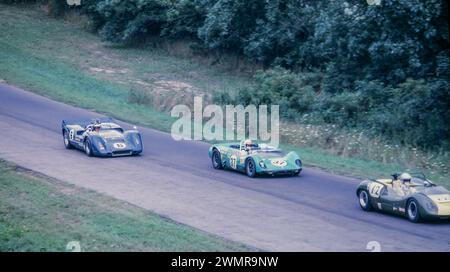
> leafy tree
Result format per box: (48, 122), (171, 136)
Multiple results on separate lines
(243, 0), (314, 68)
(303, 0), (449, 89)
(162, 0), (214, 39)
(95, 0), (171, 44)
(197, 0), (265, 52)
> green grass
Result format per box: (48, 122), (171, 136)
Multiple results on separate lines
(0, 4), (448, 187)
(284, 145), (402, 180)
(0, 33), (175, 132)
(0, 160), (252, 252)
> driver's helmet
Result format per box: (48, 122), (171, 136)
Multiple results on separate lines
(244, 139), (253, 149)
(399, 173), (412, 183)
(93, 120), (101, 131)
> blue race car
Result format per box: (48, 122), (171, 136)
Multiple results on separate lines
(62, 118), (143, 157)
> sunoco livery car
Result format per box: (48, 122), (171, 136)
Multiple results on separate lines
(62, 118), (143, 157)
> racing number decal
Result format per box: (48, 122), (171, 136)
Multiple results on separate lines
(271, 159), (287, 167)
(69, 129), (75, 141)
(368, 183), (384, 198)
(114, 143), (127, 149)
(230, 155), (238, 169)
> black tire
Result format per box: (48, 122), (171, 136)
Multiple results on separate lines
(212, 150), (223, 170)
(84, 139), (93, 157)
(63, 130), (73, 149)
(406, 199), (421, 223)
(358, 189), (373, 211)
(292, 169), (302, 177)
(245, 159), (256, 178)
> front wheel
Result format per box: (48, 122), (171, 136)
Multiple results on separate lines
(407, 199), (421, 223)
(211, 150), (223, 170)
(245, 159), (256, 178)
(84, 139), (93, 157)
(358, 189), (373, 211)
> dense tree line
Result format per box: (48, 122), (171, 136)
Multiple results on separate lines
(2, 0), (449, 149)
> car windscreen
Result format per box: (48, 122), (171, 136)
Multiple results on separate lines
(410, 178), (430, 186)
(253, 150), (286, 157)
(411, 172), (426, 180)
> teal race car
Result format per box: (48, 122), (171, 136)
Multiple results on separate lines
(208, 140), (302, 177)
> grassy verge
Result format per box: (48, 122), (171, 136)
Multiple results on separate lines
(0, 4), (447, 187)
(0, 160), (252, 252)
(284, 145), (403, 180)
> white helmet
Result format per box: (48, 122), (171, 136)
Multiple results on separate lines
(244, 139), (253, 147)
(400, 173), (412, 183)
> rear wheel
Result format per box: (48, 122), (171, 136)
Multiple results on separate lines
(407, 199), (421, 223)
(212, 150), (223, 170)
(84, 139), (93, 157)
(359, 190), (373, 211)
(63, 130), (72, 149)
(245, 159), (256, 178)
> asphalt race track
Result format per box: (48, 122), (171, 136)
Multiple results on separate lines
(0, 83), (449, 251)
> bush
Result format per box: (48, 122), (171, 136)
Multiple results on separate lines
(94, 0), (171, 45)
(162, 0), (213, 39)
(0, 0), (38, 3)
(197, 0), (265, 52)
(216, 68), (320, 120)
(0, 0), (68, 17)
(219, 67), (449, 149)
(47, 0), (67, 17)
(377, 79), (450, 148)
